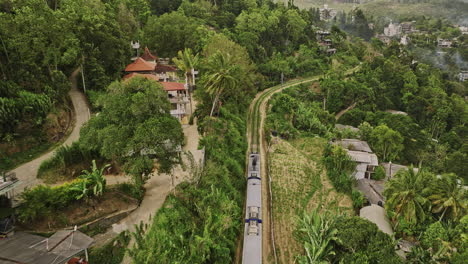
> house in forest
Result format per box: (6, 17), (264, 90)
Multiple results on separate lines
(123, 47), (191, 123)
(437, 38), (452, 48)
(334, 139), (378, 180)
(384, 22), (401, 37)
(459, 71), (468, 82)
(122, 73), (190, 123)
(125, 48), (178, 81)
(319, 5), (337, 21)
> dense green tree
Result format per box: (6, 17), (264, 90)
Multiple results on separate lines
(384, 168), (434, 228)
(331, 216), (402, 264)
(204, 52), (240, 116)
(79, 77), (184, 177)
(428, 173), (467, 221)
(369, 124), (404, 162)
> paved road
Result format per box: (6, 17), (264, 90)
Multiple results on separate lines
(9, 68), (90, 194)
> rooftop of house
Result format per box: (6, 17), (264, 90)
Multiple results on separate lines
(356, 178), (385, 204)
(141, 47), (158, 62)
(381, 162), (419, 179)
(360, 204), (393, 236)
(0, 172), (19, 196)
(0, 230), (93, 264)
(125, 57), (156, 72)
(386, 109), (408, 116)
(155, 64), (177, 73)
(347, 150), (379, 166)
(123, 73), (186, 91)
(336, 139), (373, 153)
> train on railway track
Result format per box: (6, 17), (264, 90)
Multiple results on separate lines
(242, 152), (262, 264)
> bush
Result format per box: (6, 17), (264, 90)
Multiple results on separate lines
(372, 165), (386, 180)
(18, 179), (87, 223)
(322, 144), (356, 194)
(332, 216), (402, 264)
(421, 222), (449, 252)
(89, 231), (130, 264)
(352, 190), (366, 210)
(38, 142), (99, 177)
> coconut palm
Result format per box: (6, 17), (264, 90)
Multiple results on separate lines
(173, 48), (199, 114)
(295, 210), (339, 264)
(428, 174), (467, 221)
(80, 160), (110, 197)
(384, 168), (434, 226)
(204, 52), (239, 116)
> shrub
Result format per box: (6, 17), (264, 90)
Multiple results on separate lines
(421, 222), (449, 252)
(322, 144), (356, 194)
(352, 190), (366, 210)
(332, 216), (402, 264)
(372, 165), (386, 180)
(38, 142), (99, 177)
(18, 179), (87, 223)
(89, 231), (130, 264)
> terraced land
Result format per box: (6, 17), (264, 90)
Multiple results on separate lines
(269, 137), (353, 263)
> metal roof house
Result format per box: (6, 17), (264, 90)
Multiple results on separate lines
(360, 204), (393, 236)
(334, 139), (379, 180)
(0, 229), (93, 264)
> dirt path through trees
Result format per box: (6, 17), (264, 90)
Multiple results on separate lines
(9, 68), (90, 194)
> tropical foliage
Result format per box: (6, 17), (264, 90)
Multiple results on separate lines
(79, 77), (184, 178)
(294, 210), (339, 264)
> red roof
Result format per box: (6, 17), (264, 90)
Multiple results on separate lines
(123, 73), (186, 91)
(155, 64), (177, 73)
(125, 58), (156, 72)
(160, 81), (186, 91)
(141, 47), (158, 61)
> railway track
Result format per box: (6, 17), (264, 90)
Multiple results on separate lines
(242, 65), (361, 264)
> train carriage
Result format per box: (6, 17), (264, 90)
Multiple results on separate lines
(242, 153), (262, 264)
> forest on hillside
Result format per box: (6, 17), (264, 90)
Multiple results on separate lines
(0, 0), (466, 263)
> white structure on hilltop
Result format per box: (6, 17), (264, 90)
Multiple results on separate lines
(459, 71), (468, 82)
(437, 38), (453, 48)
(319, 4), (337, 21)
(400, 35), (409, 46)
(384, 22), (401, 37)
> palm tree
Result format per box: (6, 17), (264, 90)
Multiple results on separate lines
(205, 52), (239, 116)
(70, 180), (90, 202)
(384, 168), (433, 226)
(80, 160), (110, 197)
(428, 174), (467, 221)
(295, 210), (339, 264)
(173, 48), (199, 114)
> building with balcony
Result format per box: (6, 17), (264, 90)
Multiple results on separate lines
(123, 73), (190, 123)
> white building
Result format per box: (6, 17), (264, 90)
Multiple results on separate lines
(459, 71), (468, 82)
(319, 5), (337, 21)
(438, 38), (453, 48)
(384, 22), (401, 37)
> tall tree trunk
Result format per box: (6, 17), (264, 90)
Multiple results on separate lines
(210, 93), (220, 117)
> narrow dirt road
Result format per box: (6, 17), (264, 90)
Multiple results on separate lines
(335, 102), (357, 120)
(9, 68), (90, 194)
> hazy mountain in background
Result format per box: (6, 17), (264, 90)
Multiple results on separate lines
(277, 0), (468, 24)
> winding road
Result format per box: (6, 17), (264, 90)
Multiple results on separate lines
(9, 68), (90, 194)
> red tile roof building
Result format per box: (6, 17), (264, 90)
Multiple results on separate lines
(141, 47), (158, 62)
(124, 57), (156, 73)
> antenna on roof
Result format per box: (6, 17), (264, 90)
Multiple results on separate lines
(131, 40), (140, 58)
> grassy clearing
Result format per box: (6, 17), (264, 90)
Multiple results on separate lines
(269, 136), (353, 264)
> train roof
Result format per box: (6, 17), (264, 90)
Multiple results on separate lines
(246, 181), (261, 207)
(242, 223), (262, 264)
